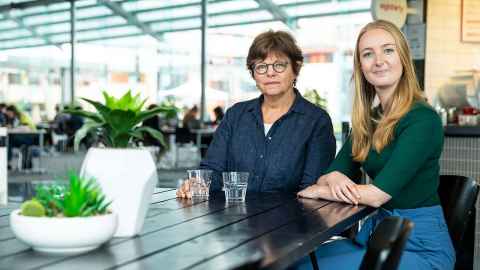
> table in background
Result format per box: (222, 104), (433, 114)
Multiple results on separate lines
(8, 129), (47, 173)
(0, 187), (374, 270)
(191, 127), (216, 157)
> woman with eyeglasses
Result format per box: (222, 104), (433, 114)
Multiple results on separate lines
(177, 30), (336, 197)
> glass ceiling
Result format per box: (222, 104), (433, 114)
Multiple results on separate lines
(0, 0), (370, 50)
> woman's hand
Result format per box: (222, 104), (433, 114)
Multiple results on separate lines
(297, 184), (323, 199)
(176, 179), (193, 198)
(297, 182), (358, 205)
(316, 171), (360, 205)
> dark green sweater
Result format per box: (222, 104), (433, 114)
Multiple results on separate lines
(327, 102), (442, 209)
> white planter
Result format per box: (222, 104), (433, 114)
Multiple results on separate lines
(10, 210), (117, 254)
(80, 147), (157, 237)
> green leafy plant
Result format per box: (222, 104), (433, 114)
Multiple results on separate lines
(65, 90), (176, 149)
(158, 96), (181, 120)
(20, 172), (111, 217)
(303, 89), (327, 109)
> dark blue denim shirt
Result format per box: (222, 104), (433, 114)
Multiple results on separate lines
(200, 89), (336, 193)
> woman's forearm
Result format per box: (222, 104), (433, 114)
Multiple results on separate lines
(298, 182), (391, 207)
(356, 184), (391, 207)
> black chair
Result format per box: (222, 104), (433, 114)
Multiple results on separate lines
(438, 175), (479, 270)
(359, 216), (414, 270)
(175, 127), (195, 144)
(174, 127), (196, 167)
(309, 217), (413, 270)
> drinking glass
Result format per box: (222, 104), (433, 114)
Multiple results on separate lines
(222, 172), (249, 202)
(187, 169), (213, 197)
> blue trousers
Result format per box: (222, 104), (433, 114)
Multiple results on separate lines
(290, 205), (455, 270)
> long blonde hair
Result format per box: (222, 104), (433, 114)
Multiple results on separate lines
(351, 20), (424, 161)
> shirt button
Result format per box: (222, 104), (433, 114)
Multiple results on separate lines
(260, 155), (264, 159)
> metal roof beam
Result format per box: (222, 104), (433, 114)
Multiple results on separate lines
(0, 7), (264, 40)
(0, 8), (369, 50)
(0, 6), (370, 43)
(3, 12), (61, 49)
(97, 0), (163, 42)
(254, 0), (295, 29)
(0, 0), (333, 31)
(0, 0), (67, 13)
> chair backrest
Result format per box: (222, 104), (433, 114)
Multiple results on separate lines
(359, 216), (414, 270)
(175, 127), (195, 144)
(438, 175), (479, 250)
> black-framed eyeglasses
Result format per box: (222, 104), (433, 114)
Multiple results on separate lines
(252, 61), (289, 75)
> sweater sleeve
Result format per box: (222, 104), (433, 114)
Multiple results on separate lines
(325, 137), (362, 182)
(372, 108), (443, 198)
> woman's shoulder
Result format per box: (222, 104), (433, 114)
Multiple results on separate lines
(404, 100), (440, 121)
(396, 100), (442, 133)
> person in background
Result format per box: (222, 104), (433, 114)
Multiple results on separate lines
(0, 103), (7, 126)
(51, 104), (69, 135)
(177, 30), (336, 197)
(293, 20), (455, 270)
(5, 105), (37, 168)
(5, 105), (20, 128)
(64, 106), (84, 149)
(182, 105), (201, 130)
(5, 105), (35, 130)
(212, 106), (224, 125)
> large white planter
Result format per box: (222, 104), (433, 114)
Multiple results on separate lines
(80, 147), (157, 237)
(10, 210), (117, 254)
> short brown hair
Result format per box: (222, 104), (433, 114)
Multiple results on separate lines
(246, 30), (303, 77)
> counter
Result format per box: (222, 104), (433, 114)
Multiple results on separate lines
(444, 125), (480, 137)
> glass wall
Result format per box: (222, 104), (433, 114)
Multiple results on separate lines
(0, 0), (372, 134)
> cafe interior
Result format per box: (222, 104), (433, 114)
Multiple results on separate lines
(0, 0), (479, 269)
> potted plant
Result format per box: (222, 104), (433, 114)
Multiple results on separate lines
(66, 90), (174, 237)
(303, 89), (327, 109)
(10, 172), (117, 254)
(158, 96), (181, 127)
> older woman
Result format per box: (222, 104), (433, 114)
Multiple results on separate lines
(177, 30), (336, 196)
(294, 20), (455, 269)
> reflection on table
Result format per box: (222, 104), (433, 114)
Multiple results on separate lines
(0, 187), (375, 269)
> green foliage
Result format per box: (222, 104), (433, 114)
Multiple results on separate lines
(20, 172), (111, 218)
(34, 184), (66, 217)
(158, 96), (181, 120)
(63, 172), (111, 217)
(65, 90), (176, 149)
(303, 89), (327, 110)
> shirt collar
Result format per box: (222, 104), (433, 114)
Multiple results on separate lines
(246, 88), (308, 115)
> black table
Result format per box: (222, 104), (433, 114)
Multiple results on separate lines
(0, 188), (375, 270)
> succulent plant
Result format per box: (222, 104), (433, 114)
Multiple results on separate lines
(65, 90), (176, 149)
(20, 199), (46, 217)
(20, 172), (111, 218)
(63, 172), (111, 217)
(34, 184), (65, 217)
